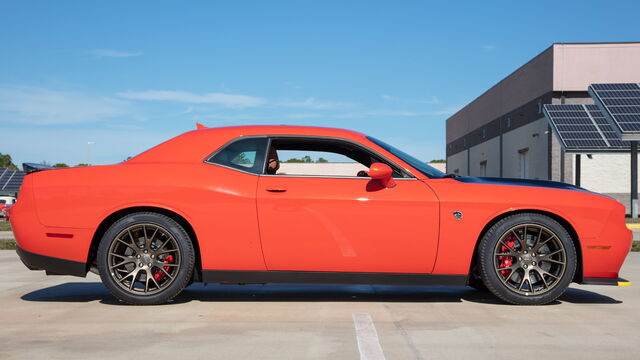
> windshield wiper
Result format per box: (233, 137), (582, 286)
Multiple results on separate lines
(442, 173), (460, 178)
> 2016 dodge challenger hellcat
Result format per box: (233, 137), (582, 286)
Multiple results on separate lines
(10, 125), (632, 305)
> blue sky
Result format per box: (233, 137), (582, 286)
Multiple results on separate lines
(1, 1), (639, 167)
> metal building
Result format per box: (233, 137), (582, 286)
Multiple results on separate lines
(445, 42), (640, 211)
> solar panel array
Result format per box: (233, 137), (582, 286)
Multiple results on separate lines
(588, 83), (640, 139)
(0, 167), (25, 194)
(543, 104), (629, 153)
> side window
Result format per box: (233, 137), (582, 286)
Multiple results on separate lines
(207, 137), (267, 174)
(267, 138), (405, 178)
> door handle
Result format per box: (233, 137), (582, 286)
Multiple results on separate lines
(266, 188), (287, 193)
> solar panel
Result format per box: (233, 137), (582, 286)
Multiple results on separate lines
(543, 104), (629, 153)
(0, 167), (25, 194)
(588, 83), (640, 139)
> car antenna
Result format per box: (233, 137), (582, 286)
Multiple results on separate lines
(196, 123), (207, 130)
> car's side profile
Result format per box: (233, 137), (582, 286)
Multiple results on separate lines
(11, 125), (632, 305)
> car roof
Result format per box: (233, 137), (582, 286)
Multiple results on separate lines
(128, 125), (370, 164)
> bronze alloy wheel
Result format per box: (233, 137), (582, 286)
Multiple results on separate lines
(107, 223), (181, 295)
(493, 223), (567, 296)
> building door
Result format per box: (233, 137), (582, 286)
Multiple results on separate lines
(519, 148), (529, 178)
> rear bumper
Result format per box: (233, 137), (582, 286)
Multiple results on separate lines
(16, 246), (87, 277)
(581, 277), (632, 286)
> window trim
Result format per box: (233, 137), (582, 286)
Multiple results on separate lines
(203, 135), (416, 179)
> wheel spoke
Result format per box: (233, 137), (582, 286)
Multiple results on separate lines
(110, 259), (135, 269)
(534, 268), (549, 289)
(158, 248), (179, 255)
(159, 266), (174, 280)
(533, 235), (556, 252)
(160, 263), (179, 267)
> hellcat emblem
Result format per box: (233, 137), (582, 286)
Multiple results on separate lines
(453, 211), (463, 220)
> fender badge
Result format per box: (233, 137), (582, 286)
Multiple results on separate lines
(453, 211), (463, 221)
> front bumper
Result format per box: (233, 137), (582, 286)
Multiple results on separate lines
(16, 246), (87, 277)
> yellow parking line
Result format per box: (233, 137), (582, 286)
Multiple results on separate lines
(618, 281), (632, 287)
(626, 224), (640, 229)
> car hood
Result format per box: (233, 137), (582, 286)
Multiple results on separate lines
(453, 176), (589, 192)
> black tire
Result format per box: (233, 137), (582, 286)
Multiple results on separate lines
(97, 212), (195, 305)
(478, 213), (576, 305)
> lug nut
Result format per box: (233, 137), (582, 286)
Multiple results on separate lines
(523, 250), (528, 254)
(523, 264), (528, 269)
(144, 250), (148, 254)
(532, 261), (537, 266)
(136, 254), (141, 258)
(532, 253), (536, 257)
(138, 263), (143, 267)
(519, 257), (523, 261)
(150, 254), (155, 259)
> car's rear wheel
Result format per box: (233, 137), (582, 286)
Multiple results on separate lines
(478, 213), (576, 305)
(97, 212), (194, 305)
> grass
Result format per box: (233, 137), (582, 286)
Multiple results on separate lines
(0, 239), (16, 250)
(0, 221), (11, 231)
(633, 241), (640, 252)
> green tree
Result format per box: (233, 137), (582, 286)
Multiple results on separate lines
(53, 163), (69, 168)
(0, 153), (18, 170)
(75, 163), (90, 167)
(285, 158), (304, 163)
(316, 157), (328, 163)
(302, 155), (312, 163)
(430, 159), (446, 163)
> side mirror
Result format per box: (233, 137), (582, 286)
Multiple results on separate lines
(367, 163), (396, 188)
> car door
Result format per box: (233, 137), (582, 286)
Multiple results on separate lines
(256, 136), (440, 274)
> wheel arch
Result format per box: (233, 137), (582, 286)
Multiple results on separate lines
(87, 206), (202, 282)
(468, 209), (583, 283)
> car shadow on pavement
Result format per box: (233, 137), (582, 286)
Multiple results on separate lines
(20, 282), (622, 306)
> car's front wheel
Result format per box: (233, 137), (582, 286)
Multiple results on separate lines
(97, 212), (194, 305)
(478, 213), (577, 305)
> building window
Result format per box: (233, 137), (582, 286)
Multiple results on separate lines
(480, 161), (487, 176)
(518, 148), (529, 179)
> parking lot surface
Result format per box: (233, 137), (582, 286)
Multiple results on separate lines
(0, 250), (638, 360)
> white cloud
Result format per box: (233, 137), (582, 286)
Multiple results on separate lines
(0, 86), (128, 124)
(279, 97), (353, 110)
(89, 49), (143, 58)
(117, 90), (265, 109)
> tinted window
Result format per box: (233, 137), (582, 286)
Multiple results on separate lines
(208, 137), (268, 174)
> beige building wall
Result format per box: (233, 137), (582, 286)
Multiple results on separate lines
(502, 118), (549, 179)
(468, 137), (500, 177)
(553, 43), (640, 91)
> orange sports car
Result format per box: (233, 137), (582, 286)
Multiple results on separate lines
(11, 125), (632, 305)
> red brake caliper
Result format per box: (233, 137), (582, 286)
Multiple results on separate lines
(153, 254), (174, 282)
(498, 235), (515, 278)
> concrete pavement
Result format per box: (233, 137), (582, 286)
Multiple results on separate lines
(0, 250), (638, 359)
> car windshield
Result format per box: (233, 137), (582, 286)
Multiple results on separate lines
(367, 136), (446, 179)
